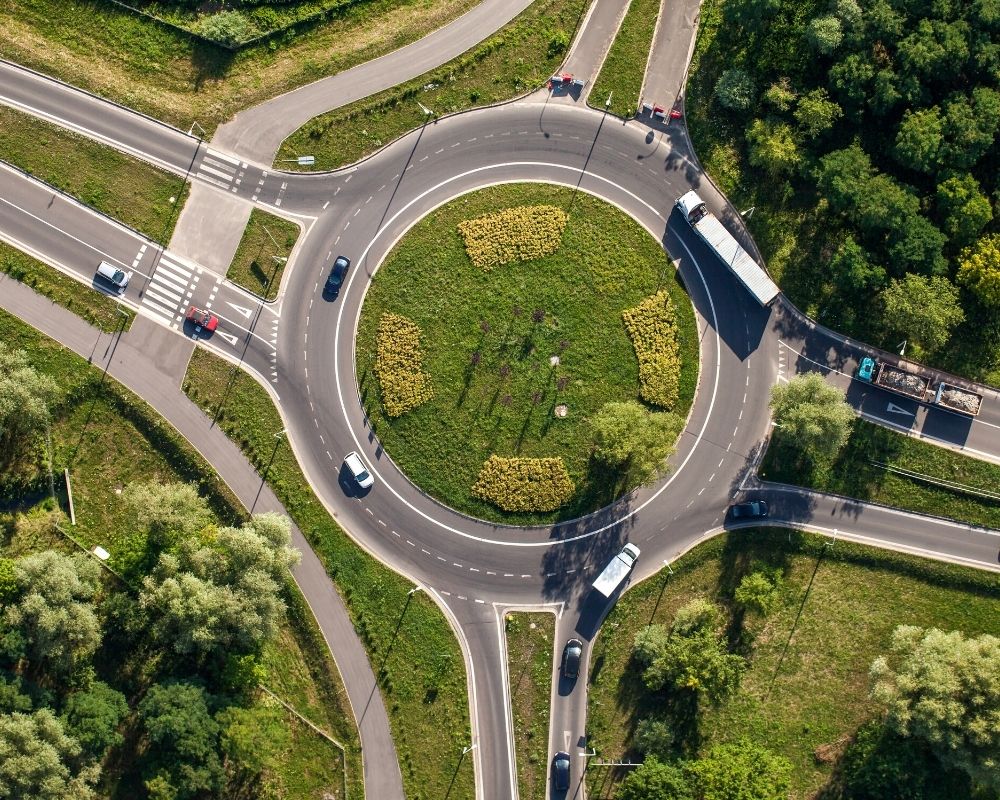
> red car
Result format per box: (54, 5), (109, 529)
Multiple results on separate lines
(185, 306), (218, 333)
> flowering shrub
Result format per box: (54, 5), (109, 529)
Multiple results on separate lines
(471, 456), (575, 512)
(622, 291), (681, 409)
(375, 313), (434, 417)
(457, 205), (568, 270)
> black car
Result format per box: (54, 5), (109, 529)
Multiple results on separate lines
(561, 638), (583, 680)
(324, 255), (350, 296)
(731, 499), (768, 519)
(552, 751), (570, 792)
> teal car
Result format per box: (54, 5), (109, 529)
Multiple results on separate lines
(857, 357), (875, 382)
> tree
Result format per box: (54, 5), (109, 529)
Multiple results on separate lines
(714, 69), (756, 111)
(828, 238), (886, 296)
(138, 682), (224, 799)
(957, 234), (1000, 308)
(816, 145), (872, 213)
(870, 626), (1000, 790)
(886, 213), (947, 276)
(591, 402), (682, 484)
(0, 709), (98, 799)
(769, 374), (855, 466)
(685, 740), (792, 800)
(880, 274), (964, 353)
(1, 551), (101, 678)
(794, 88), (842, 137)
(633, 716), (674, 758)
(0, 344), (59, 467)
(893, 107), (943, 173)
(139, 514), (299, 663)
(897, 19), (970, 81)
(61, 682), (128, 761)
(745, 119), (801, 176)
(617, 757), (692, 800)
(734, 569), (783, 616)
(936, 175), (993, 247)
(217, 705), (289, 783)
(805, 15), (842, 55)
(762, 78), (796, 111)
(939, 88), (1000, 170)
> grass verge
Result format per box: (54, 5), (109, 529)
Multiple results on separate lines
(276, 0), (588, 170)
(184, 347), (474, 800)
(0, 308), (358, 798)
(356, 184), (699, 524)
(227, 209), (300, 300)
(0, 104), (189, 242)
(588, 0), (661, 118)
(586, 529), (1000, 799)
(506, 613), (555, 800)
(0, 243), (135, 332)
(0, 0), (480, 134)
(760, 420), (1000, 530)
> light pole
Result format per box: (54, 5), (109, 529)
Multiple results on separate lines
(462, 743), (478, 756)
(898, 340), (907, 357)
(408, 585), (423, 596)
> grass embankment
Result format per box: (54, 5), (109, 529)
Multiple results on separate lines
(0, 310), (359, 798)
(356, 184), (699, 524)
(0, 243), (135, 331)
(0, 0), (480, 133)
(227, 209), (300, 300)
(506, 613), (555, 800)
(184, 347), (474, 800)
(588, 0), (661, 118)
(586, 529), (1000, 799)
(0, 104), (188, 242)
(760, 419), (1000, 530)
(276, 0), (588, 169)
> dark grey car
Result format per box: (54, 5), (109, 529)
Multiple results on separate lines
(552, 751), (570, 791)
(561, 638), (583, 680)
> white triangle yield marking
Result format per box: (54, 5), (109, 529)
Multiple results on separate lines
(215, 331), (238, 346)
(886, 402), (914, 416)
(226, 302), (253, 319)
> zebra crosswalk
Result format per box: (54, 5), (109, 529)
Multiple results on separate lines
(139, 253), (220, 329)
(195, 149), (248, 194)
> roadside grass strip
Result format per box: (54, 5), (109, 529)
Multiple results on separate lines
(622, 290), (681, 410)
(457, 205), (568, 271)
(588, 0), (661, 118)
(276, 0), (588, 169)
(227, 209), (300, 300)
(375, 312), (435, 417)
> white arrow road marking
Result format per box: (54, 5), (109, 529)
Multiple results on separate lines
(887, 402), (914, 416)
(226, 302), (253, 319)
(215, 331), (238, 346)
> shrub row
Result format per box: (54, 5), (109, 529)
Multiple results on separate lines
(622, 290), (681, 410)
(471, 456), (575, 512)
(457, 205), (568, 271)
(375, 313), (434, 418)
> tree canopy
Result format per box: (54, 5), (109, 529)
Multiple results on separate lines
(0, 344), (59, 468)
(0, 709), (98, 800)
(591, 401), (682, 484)
(879, 274), (965, 354)
(685, 740), (792, 800)
(769, 373), (855, 465)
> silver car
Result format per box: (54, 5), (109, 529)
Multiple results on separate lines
(344, 451), (374, 489)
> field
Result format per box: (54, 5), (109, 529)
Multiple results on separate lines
(355, 183), (699, 524)
(0, 104), (189, 242)
(506, 613), (555, 800)
(588, 0), (661, 118)
(184, 347), (475, 800)
(760, 419), (1000, 530)
(275, 0), (588, 169)
(227, 209), (301, 300)
(585, 529), (1000, 799)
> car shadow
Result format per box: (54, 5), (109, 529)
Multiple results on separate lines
(337, 463), (372, 498)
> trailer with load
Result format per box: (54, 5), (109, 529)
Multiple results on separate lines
(933, 383), (983, 417)
(592, 543), (641, 598)
(675, 190), (780, 306)
(857, 357), (982, 416)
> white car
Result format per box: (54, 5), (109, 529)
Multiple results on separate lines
(344, 451), (374, 489)
(96, 260), (132, 293)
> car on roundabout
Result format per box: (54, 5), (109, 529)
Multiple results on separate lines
(344, 451), (374, 489)
(324, 255), (350, 298)
(730, 499), (768, 519)
(185, 306), (218, 334)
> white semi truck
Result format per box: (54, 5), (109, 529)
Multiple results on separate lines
(592, 543), (641, 598)
(675, 190), (780, 306)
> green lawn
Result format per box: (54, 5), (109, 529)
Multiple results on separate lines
(275, 0), (588, 170)
(0, 243), (135, 332)
(0, 0), (480, 134)
(0, 309), (357, 799)
(184, 347), (475, 800)
(506, 613), (555, 800)
(356, 184), (699, 524)
(227, 209), (300, 300)
(760, 420), (1000, 530)
(586, 530), (1000, 799)
(0, 104), (189, 243)
(588, 0), (661, 118)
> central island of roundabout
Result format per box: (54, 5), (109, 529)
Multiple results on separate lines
(354, 183), (700, 526)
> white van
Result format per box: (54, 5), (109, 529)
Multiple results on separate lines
(96, 261), (132, 293)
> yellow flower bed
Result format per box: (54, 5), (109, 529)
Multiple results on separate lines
(471, 455), (576, 512)
(457, 205), (568, 271)
(375, 312), (434, 417)
(622, 290), (681, 410)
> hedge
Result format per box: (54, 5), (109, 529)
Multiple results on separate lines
(375, 313), (434, 418)
(471, 456), (575, 512)
(457, 206), (568, 271)
(622, 290), (681, 409)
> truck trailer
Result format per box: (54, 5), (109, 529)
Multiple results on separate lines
(592, 543), (641, 598)
(675, 190), (780, 306)
(933, 383), (983, 417)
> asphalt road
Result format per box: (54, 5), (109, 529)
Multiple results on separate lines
(3, 53), (1000, 800)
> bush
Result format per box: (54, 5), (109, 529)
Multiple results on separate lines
(714, 69), (756, 111)
(471, 456), (575, 512)
(457, 205), (568, 271)
(622, 291), (681, 409)
(197, 10), (258, 46)
(375, 313), (434, 417)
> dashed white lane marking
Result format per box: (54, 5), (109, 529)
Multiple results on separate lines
(365, 508), (373, 516)
(475, 598), (485, 604)
(718, 458), (725, 468)
(487, 571), (496, 576)
(452, 563), (463, 568)
(378, 519), (386, 527)
(469, 567), (480, 573)
(709, 473), (716, 482)
(698, 487), (705, 495)
(733, 426), (739, 437)
(504, 573), (514, 577)
(322, 200), (330, 209)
